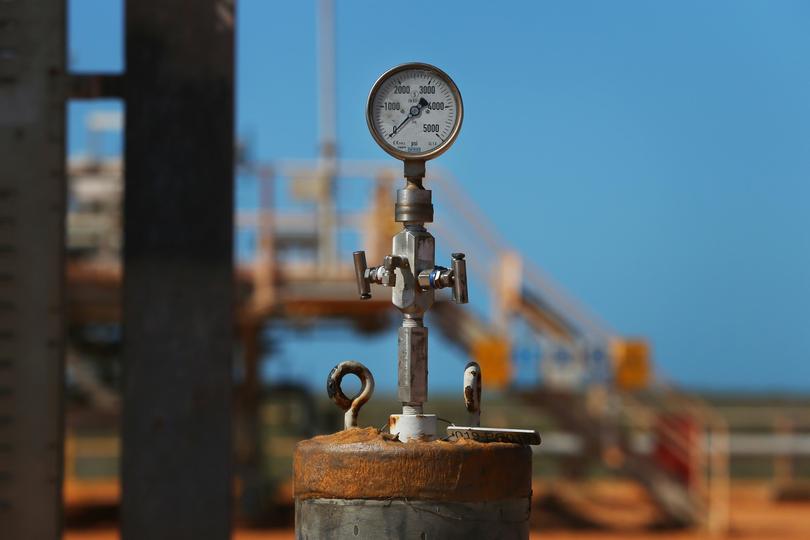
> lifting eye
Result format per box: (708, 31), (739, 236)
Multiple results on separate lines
(326, 361), (375, 429)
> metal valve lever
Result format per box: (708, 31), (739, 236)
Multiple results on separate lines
(353, 251), (402, 300)
(451, 253), (468, 304)
(415, 252), (469, 304)
(353, 251), (372, 299)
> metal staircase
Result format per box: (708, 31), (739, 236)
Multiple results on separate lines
(66, 152), (729, 531)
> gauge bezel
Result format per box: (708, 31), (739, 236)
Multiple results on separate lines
(366, 62), (464, 161)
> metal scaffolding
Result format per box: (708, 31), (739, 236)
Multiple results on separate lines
(121, 1), (235, 539)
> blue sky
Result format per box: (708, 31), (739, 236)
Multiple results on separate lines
(67, 1), (810, 392)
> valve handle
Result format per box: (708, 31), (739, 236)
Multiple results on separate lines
(451, 252), (468, 304)
(353, 251), (371, 300)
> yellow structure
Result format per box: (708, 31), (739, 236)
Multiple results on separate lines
(471, 336), (511, 389)
(611, 338), (652, 391)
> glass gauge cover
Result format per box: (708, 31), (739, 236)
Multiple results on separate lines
(367, 63), (463, 161)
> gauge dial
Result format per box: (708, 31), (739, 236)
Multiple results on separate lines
(367, 63), (463, 161)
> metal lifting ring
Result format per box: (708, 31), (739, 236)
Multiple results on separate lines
(463, 361), (481, 427)
(327, 361), (375, 429)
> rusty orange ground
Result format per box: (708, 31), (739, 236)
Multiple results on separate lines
(64, 483), (810, 540)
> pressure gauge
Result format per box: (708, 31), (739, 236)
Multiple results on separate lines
(367, 63), (463, 161)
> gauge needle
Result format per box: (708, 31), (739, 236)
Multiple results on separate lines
(389, 98), (430, 138)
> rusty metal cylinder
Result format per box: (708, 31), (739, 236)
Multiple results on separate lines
(294, 427), (533, 539)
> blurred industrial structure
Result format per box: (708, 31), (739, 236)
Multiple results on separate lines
(59, 0), (731, 531)
(5, 1), (810, 538)
(63, 107), (810, 532)
(63, 106), (735, 531)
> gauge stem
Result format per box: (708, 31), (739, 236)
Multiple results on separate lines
(404, 159), (425, 184)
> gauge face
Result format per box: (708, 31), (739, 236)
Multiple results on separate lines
(367, 63), (463, 161)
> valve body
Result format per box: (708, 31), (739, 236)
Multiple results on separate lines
(296, 144), (534, 537)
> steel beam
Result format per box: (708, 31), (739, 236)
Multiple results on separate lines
(122, 1), (235, 538)
(0, 0), (66, 538)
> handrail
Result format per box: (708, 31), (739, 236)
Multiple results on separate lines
(69, 154), (729, 531)
(618, 388), (729, 532)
